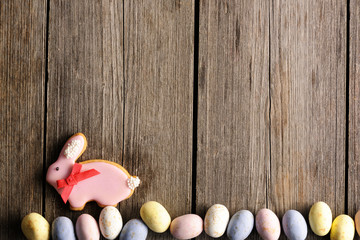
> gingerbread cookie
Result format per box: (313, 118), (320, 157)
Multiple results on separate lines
(46, 133), (140, 211)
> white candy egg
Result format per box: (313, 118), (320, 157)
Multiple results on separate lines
(99, 206), (123, 240)
(204, 204), (230, 238)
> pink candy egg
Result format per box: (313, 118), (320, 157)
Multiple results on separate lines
(76, 214), (100, 240)
(170, 214), (203, 239)
(256, 209), (281, 240)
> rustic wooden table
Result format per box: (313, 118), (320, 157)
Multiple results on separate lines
(1, 0), (359, 239)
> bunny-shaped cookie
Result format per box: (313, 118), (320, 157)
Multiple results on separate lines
(46, 133), (140, 211)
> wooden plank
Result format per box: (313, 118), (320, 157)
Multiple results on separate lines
(197, 1), (269, 239)
(348, 0), (360, 217)
(269, 0), (346, 238)
(122, 1), (194, 239)
(0, 0), (47, 238)
(45, 0), (124, 234)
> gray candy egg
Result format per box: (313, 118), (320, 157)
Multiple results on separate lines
(282, 210), (307, 240)
(119, 219), (148, 240)
(227, 210), (254, 240)
(52, 216), (76, 240)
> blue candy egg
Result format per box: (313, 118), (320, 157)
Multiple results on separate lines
(52, 216), (76, 240)
(119, 219), (148, 240)
(282, 210), (307, 240)
(227, 210), (254, 240)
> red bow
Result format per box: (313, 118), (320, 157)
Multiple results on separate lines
(57, 163), (100, 203)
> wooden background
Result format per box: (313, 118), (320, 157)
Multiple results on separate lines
(0, 0), (359, 239)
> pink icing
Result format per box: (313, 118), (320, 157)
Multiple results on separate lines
(68, 161), (132, 208)
(46, 133), (135, 209)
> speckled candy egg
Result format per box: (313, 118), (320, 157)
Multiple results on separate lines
(99, 206), (123, 239)
(282, 210), (307, 240)
(140, 201), (171, 233)
(21, 213), (50, 240)
(170, 214), (203, 239)
(308, 201), (332, 236)
(355, 210), (360, 236)
(255, 208), (281, 240)
(76, 214), (100, 240)
(119, 219), (148, 240)
(52, 216), (76, 240)
(227, 210), (254, 240)
(204, 204), (230, 238)
(330, 215), (355, 240)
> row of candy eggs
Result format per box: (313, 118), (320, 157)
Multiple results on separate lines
(140, 201), (358, 240)
(21, 200), (360, 240)
(139, 201), (295, 239)
(21, 201), (203, 240)
(21, 207), (148, 240)
(205, 202), (357, 240)
(141, 201), (268, 239)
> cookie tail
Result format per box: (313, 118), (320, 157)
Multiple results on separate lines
(127, 176), (140, 190)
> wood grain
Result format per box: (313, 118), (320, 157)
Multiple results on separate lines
(348, 0), (360, 217)
(45, 0), (125, 234)
(269, 0), (346, 238)
(0, 0), (47, 238)
(122, 1), (194, 239)
(197, 0), (269, 239)
(0, 0), (355, 239)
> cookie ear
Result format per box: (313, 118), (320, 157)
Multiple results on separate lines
(59, 133), (87, 163)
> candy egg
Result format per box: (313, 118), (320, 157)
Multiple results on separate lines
(227, 210), (254, 240)
(99, 206), (123, 239)
(76, 214), (100, 240)
(355, 210), (360, 236)
(170, 214), (203, 239)
(282, 210), (307, 240)
(308, 201), (332, 236)
(330, 215), (355, 240)
(140, 201), (171, 233)
(52, 216), (76, 240)
(119, 219), (148, 240)
(255, 208), (281, 240)
(204, 204), (230, 238)
(21, 213), (50, 240)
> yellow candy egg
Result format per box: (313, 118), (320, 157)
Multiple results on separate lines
(309, 201), (332, 236)
(21, 213), (50, 240)
(140, 201), (171, 233)
(330, 215), (355, 240)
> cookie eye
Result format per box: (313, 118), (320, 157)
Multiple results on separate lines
(55, 167), (59, 171)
